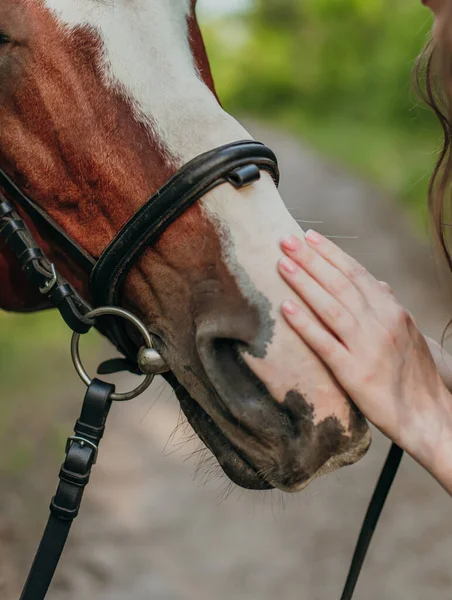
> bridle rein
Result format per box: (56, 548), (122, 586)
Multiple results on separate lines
(0, 139), (403, 600)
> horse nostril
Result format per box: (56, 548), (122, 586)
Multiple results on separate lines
(196, 313), (259, 354)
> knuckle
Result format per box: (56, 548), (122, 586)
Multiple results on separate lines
(341, 314), (357, 336)
(329, 275), (350, 296)
(392, 305), (411, 327)
(347, 260), (368, 281)
(322, 303), (343, 324)
(379, 324), (397, 346)
(303, 247), (317, 267)
(379, 306), (411, 345)
(320, 339), (337, 358)
(407, 311), (418, 327)
(321, 244), (336, 261)
(379, 281), (394, 295)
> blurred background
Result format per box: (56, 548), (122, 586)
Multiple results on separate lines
(200, 0), (438, 221)
(2, 1), (452, 599)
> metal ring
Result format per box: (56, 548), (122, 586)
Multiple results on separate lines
(71, 306), (155, 402)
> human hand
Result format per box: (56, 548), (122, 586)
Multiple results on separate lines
(278, 232), (452, 489)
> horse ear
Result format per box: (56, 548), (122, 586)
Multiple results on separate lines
(188, 2), (219, 101)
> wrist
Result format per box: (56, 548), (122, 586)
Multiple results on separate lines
(406, 385), (452, 493)
(424, 336), (452, 394)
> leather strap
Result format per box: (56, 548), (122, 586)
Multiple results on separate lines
(0, 167), (95, 273)
(0, 140), (279, 365)
(0, 197), (93, 333)
(20, 379), (115, 600)
(340, 443), (404, 599)
(91, 140), (279, 307)
(4, 135), (402, 600)
(90, 140), (279, 361)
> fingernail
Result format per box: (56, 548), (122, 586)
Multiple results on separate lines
(282, 300), (298, 315)
(281, 235), (298, 251)
(279, 257), (298, 274)
(305, 230), (323, 245)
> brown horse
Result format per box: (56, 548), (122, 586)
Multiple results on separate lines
(0, 0), (370, 492)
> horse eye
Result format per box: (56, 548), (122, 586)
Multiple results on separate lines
(0, 32), (9, 45)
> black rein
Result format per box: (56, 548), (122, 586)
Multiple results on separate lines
(0, 139), (403, 600)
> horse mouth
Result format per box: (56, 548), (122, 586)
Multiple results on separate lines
(167, 377), (274, 490)
(164, 340), (371, 492)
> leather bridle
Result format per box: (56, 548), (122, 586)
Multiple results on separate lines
(0, 140), (280, 367)
(91, 140), (281, 366)
(0, 139), (403, 600)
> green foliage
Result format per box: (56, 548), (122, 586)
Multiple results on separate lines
(0, 311), (68, 383)
(0, 310), (101, 474)
(202, 0), (440, 223)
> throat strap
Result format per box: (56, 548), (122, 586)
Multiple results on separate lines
(0, 199), (93, 334)
(0, 166), (95, 273)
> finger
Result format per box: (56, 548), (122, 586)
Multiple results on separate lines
(379, 281), (394, 296)
(301, 231), (382, 301)
(280, 235), (367, 315)
(279, 257), (358, 343)
(281, 300), (349, 373)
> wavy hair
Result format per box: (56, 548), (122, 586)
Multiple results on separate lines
(415, 28), (452, 274)
(414, 18), (452, 339)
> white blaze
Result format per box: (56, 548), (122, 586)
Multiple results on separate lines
(41, 0), (352, 427)
(42, 0), (251, 166)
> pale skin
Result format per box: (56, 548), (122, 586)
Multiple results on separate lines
(278, 232), (452, 495)
(275, 0), (452, 495)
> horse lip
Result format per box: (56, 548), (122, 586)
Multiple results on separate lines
(162, 337), (371, 492)
(163, 371), (274, 490)
(191, 386), (312, 493)
(166, 373), (371, 493)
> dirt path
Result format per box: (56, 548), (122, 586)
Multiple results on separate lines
(3, 122), (452, 600)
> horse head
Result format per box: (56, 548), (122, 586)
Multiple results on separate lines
(0, 0), (371, 491)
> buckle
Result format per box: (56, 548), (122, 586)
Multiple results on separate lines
(39, 263), (58, 294)
(65, 435), (99, 464)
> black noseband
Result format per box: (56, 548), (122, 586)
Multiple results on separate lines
(0, 139), (279, 364)
(91, 140), (279, 304)
(90, 140), (280, 362)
